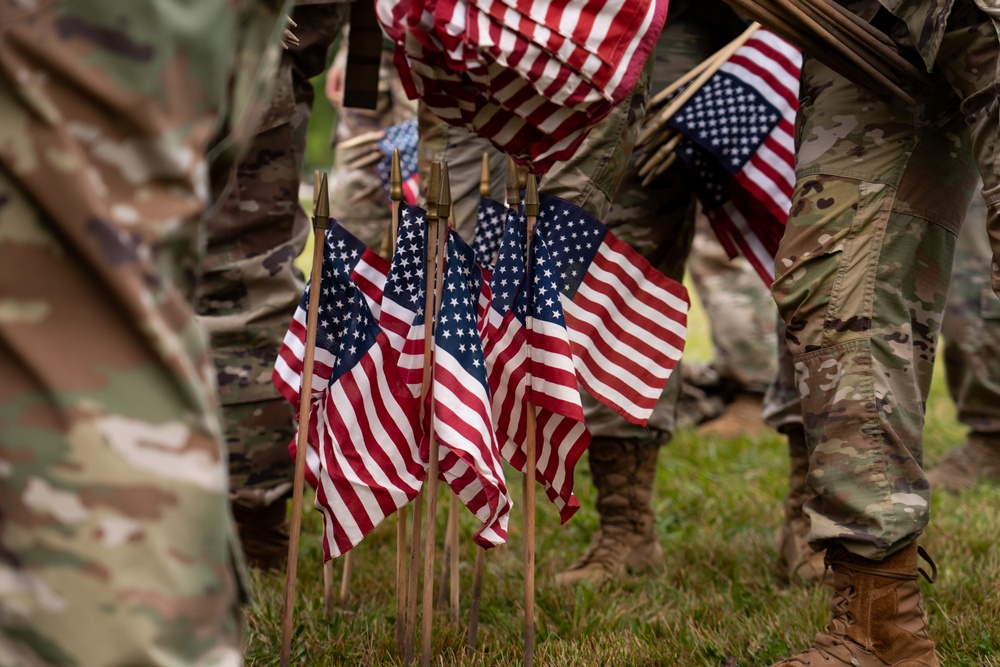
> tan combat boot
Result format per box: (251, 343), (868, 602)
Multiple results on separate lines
(555, 438), (662, 586)
(926, 432), (1000, 493)
(774, 426), (829, 586)
(697, 392), (767, 439)
(772, 542), (939, 667)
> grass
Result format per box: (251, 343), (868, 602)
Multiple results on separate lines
(252, 245), (1000, 665)
(253, 94), (1000, 666)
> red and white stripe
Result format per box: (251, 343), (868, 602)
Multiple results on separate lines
(562, 233), (689, 426)
(313, 334), (425, 559)
(433, 343), (511, 548)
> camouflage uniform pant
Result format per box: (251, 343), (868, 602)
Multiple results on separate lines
(196, 4), (348, 529)
(687, 213), (777, 396)
(0, 1), (286, 663)
(942, 194), (1000, 434)
(417, 104), (508, 242)
(542, 15), (746, 442)
(329, 43), (417, 253)
(772, 4), (1000, 557)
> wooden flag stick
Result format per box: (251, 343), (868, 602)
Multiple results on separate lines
(448, 493), (460, 622)
(388, 148), (409, 659)
(420, 163), (451, 667)
(522, 174), (540, 667)
(638, 132), (683, 181)
(279, 172), (331, 667)
(436, 493), (456, 610)
(480, 151), (492, 199)
(339, 552), (354, 603)
(637, 23), (760, 147)
(406, 162), (442, 667)
(466, 547), (487, 654)
(323, 561), (334, 618)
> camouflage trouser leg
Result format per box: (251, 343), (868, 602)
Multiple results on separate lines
(197, 4), (348, 529)
(330, 45), (417, 253)
(0, 1), (281, 662)
(417, 103), (508, 242)
(542, 15), (736, 443)
(942, 193), (1000, 433)
(687, 213), (778, 394)
(774, 56), (979, 559)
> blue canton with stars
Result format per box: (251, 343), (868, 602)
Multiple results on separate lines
(304, 242), (380, 385)
(535, 194), (608, 300)
(473, 197), (507, 267)
(676, 139), (732, 209)
(438, 233), (490, 389)
(528, 233), (567, 330)
(667, 70), (780, 175)
(326, 222), (370, 268)
(488, 201), (528, 320)
(376, 120), (418, 192)
(383, 203), (427, 316)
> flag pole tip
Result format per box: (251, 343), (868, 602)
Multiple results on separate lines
(505, 156), (519, 204)
(438, 163), (452, 221)
(525, 173), (539, 218)
(427, 162), (441, 221)
(479, 152), (491, 198)
(316, 172), (330, 220)
(390, 148), (404, 202)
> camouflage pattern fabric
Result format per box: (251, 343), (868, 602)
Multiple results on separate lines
(687, 213), (777, 396)
(543, 13), (745, 442)
(941, 194), (1000, 435)
(197, 3), (347, 535)
(0, 0), (288, 663)
(329, 42), (417, 253)
(417, 103), (508, 242)
(773, 3), (1000, 557)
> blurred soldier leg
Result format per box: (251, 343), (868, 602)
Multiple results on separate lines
(0, 1), (284, 662)
(546, 10), (744, 586)
(763, 323), (829, 586)
(417, 103), (507, 241)
(930, 193), (1000, 492)
(197, 2), (349, 571)
(768, 7), (991, 656)
(688, 213), (777, 438)
(328, 37), (417, 252)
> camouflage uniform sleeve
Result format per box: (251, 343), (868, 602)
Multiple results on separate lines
(0, 1), (288, 663)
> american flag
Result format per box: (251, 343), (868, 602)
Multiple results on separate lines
(273, 223), (390, 488)
(276, 235), (424, 560)
(472, 196), (506, 267)
(537, 193), (689, 426)
(667, 28), (800, 284)
(379, 203), (431, 397)
(482, 203), (590, 522)
(432, 232), (511, 547)
(376, 119), (420, 205)
(376, 0), (669, 171)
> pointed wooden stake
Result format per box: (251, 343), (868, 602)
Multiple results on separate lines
(466, 547), (487, 655)
(280, 172), (331, 667)
(522, 173), (540, 667)
(388, 148), (410, 659)
(339, 551), (354, 603)
(323, 560), (334, 619)
(480, 151), (492, 199)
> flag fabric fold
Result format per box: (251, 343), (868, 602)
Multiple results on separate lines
(482, 203), (590, 522)
(375, 0), (669, 172)
(664, 28), (801, 284)
(376, 119), (420, 205)
(274, 224), (390, 488)
(273, 229), (423, 560)
(432, 232), (512, 547)
(536, 193), (689, 426)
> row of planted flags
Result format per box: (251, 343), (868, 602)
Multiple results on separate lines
(273, 192), (689, 559)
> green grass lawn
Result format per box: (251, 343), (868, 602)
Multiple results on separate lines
(259, 223), (1000, 666)
(263, 103), (1000, 666)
